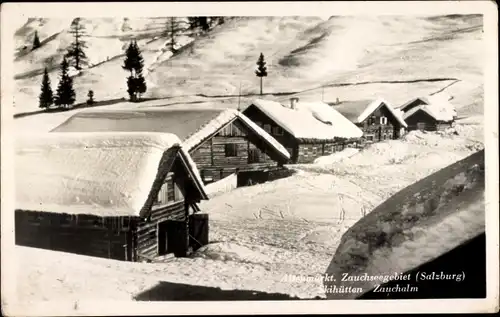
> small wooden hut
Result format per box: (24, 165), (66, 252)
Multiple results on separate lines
(15, 132), (209, 262)
(330, 98), (408, 143)
(400, 95), (457, 132)
(242, 98), (363, 164)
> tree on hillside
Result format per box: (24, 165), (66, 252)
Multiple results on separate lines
(123, 41), (147, 102)
(188, 17), (225, 35)
(54, 57), (76, 109)
(38, 67), (53, 109)
(165, 17), (190, 53)
(87, 90), (95, 106)
(66, 17), (88, 70)
(32, 31), (41, 51)
(255, 52), (268, 95)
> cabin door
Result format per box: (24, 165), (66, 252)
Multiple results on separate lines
(377, 127), (382, 142)
(157, 221), (169, 256)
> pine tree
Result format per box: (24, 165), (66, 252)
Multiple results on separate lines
(32, 31), (41, 50)
(54, 57), (76, 109)
(66, 18), (88, 70)
(187, 17), (215, 34)
(123, 41), (147, 102)
(255, 52), (268, 95)
(87, 90), (95, 106)
(38, 67), (53, 109)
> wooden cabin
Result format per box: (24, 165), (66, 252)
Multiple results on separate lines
(15, 132), (209, 262)
(329, 98), (408, 143)
(242, 98), (363, 164)
(51, 108), (290, 186)
(400, 95), (457, 132)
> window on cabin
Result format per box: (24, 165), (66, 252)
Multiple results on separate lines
(272, 126), (284, 136)
(248, 148), (260, 163)
(263, 124), (271, 134)
(365, 135), (374, 142)
(380, 116), (388, 125)
(367, 116), (375, 125)
(255, 121), (263, 128)
(154, 173), (174, 207)
(225, 144), (238, 157)
(173, 180), (184, 202)
(167, 178), (175, 202)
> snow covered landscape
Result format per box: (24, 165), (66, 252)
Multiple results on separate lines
(7, 12), (488, 306)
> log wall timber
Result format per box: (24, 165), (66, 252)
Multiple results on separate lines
(357, 102), (402, 142)
(15, 210), (133, 260)
(190, 118), (282, 184)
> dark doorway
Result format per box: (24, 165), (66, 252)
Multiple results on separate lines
(157, 221), (169, 256)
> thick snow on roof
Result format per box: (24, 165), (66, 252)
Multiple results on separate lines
(332, 98), (408, 127)
(401, 94), (457, 122)
(52, 108), (290, 161)
(248, 99), (363, 141)
(15, 132), (206, 217)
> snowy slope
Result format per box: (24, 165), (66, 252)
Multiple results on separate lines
(13, 122), (484, 304)
(11, 15), (483, 118)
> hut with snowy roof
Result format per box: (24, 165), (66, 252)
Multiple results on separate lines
(15, 132), (209, 262)
(242, 98), (364, 164)
(51, 108), (291, 187)
(329, 98), (408, 143)
(399, 95), (457, 132)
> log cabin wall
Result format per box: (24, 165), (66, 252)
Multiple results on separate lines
(190, 118), (285, 184)
(404, 109), (454, 132)
(134, 162), (198, 261)
(242, 105), (298, 163)
(15, 210), (134, 261)
(296, 142), (346, 164)
(358, 103), (401, 142)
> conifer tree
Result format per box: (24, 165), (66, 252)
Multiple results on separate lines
(38, 67), (53, 109)
(123, 41), (147, 102)
(66, 17), (88, 70)
(87, 90), (95, 105)
(54, 57), (76, 109)
(255, 52), (268, 95)
(32, 31), (41, 50)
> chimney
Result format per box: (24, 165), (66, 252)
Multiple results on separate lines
(290, 97), (299, 109)
(336, 97), (340, 105)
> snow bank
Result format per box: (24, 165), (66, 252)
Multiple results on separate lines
(313, 148), (359, 165)
(193, 242), (272, 264)
(15, 132), (183, 217)
(205, 173), (237, 197)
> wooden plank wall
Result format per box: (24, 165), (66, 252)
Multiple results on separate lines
(15, 210), (132, 260)
(359, 104), (399, 140)
(135, 201), (186, 259)
(190, 119), (279, 184)
(296, 142), (346, 164)
(242, 105), (298, 162)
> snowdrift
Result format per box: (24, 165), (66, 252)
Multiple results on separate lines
(325, 149), (485, 299)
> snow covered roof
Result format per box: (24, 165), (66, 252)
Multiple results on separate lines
(401, 95), (457, 122)
(245, 99), (363, 141)
(15, 132), (207, 217)
(331, 98), (408, 127)
(52, 108), (290, 161)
